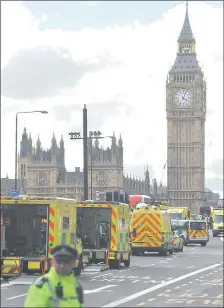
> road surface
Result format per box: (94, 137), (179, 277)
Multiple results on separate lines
(1, 235), (223, 307)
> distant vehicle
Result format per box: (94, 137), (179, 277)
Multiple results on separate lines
(212, 207), (224, 237)
(129, 195), (151, 208)
(130, 203), (173, 256)
(168, 207), (190, 220)
(185, 220), (209, 246)
(200, 206), (213, 217)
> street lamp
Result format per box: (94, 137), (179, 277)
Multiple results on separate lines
(69, 130), (114, 200)
(15, 110), (48, 190)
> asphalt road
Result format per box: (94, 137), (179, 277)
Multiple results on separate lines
(1, 235), (223, 307)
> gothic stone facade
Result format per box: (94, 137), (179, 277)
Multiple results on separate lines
(17, 129), (150, 200)
(166, 4), (206, 212)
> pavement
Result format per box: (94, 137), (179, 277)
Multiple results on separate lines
(1, 235), (223, 307)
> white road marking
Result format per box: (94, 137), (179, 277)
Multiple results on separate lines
(85, 285), (117, 294)
(147, 298), (156, 302)
(7, 293), (28, 300)
(7, 285), (117, 300)
(101, 263), (222, 307)
(220, 237), (223, 242)
(186, 300), (195, 304)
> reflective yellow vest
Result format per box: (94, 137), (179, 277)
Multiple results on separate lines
(24, 267), (83, 307)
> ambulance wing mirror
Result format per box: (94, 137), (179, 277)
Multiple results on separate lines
(132, 228), (137, 237)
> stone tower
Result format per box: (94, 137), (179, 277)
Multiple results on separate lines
(88, 133), (124, 198)
(166, 2), (206, 212)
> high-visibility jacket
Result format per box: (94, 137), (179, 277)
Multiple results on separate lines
(24, 267), (83, 307)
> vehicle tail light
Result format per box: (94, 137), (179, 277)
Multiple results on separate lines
(161, 232), (165, 242)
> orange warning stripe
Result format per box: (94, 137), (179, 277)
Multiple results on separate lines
(132, 225), (147, 242)
(147, 216), (161, 234)
(48, 206), (55, 251)
(147, 226), (161, 242)
(148, 213), (161, 229)
(110, 208), (117, 250)
(189, 230), (208, 237)
(146, 237), (160, 247)
(132, 215), (145, 228)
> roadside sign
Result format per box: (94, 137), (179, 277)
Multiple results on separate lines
(8, 190), (19, 197)
(95, 190), (100, 201)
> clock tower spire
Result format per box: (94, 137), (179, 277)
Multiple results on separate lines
(166, 3), (206, 212)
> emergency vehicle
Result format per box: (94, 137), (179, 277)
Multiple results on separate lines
(130, 203), (173, 256)
(185, 220), (209, 246)
(77, 201), (131, 270)
(168, 206), (190, 220)
(0, 195), (83, 280)
(212, 207), (224, 237)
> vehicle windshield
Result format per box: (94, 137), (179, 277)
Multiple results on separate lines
(169, 212), (183, 220)
(171, 220), (188, 230)
(214, 215), (224, 223)
(190, 221), (207, 230)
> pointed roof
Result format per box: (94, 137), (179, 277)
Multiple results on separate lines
(60, 135), (64, 147)
(178, 1), (195, 43)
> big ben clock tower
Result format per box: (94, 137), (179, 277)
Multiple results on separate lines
(166, 2), (206, 212)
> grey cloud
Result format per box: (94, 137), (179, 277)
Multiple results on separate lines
(1, 47), (108, 100)
(207, 159), (224, 178)
(54, 102), (132, 128)
(205, 178), (223, 193)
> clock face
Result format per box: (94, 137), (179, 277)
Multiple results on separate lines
(174, 89), (193, 108)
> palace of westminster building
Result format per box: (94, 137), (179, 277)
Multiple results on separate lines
(6, 129), (151, 201)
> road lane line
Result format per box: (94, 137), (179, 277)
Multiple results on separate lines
(7, 293), (28, 300)
(147, 298), (156, 302)
(85, 285), (117, 294)
(101, 263), (222, 307)
(7, 285), (117, 300)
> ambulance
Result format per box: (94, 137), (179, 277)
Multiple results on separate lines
(168, 206), (190, 220)
(0, 195), (83, 280)
(76, 201), (131, 270)
(212, 207), (224, 237)
(130, 203), (173, 256)
(185, 220), (209, 246)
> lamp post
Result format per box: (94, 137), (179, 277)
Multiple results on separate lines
(15, 110), (48, 191)
(69, 130), (114, 200)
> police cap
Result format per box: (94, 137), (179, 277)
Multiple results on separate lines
(51, 245), (77, 262)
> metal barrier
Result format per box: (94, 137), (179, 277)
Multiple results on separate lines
(0, 256), (21, 279)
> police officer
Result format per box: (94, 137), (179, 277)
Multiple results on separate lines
(24, 245), (84, 307)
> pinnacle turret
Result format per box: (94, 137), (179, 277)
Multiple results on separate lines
(60, 135), (64, 148)
(178, 1), (195, 43)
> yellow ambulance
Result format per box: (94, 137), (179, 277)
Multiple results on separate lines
(130, 203), (173, 256)
(77, 201), (131, 270)
(0, 195), (82, 280)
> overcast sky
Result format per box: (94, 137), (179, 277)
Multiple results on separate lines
(1, 1), (223, 195)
